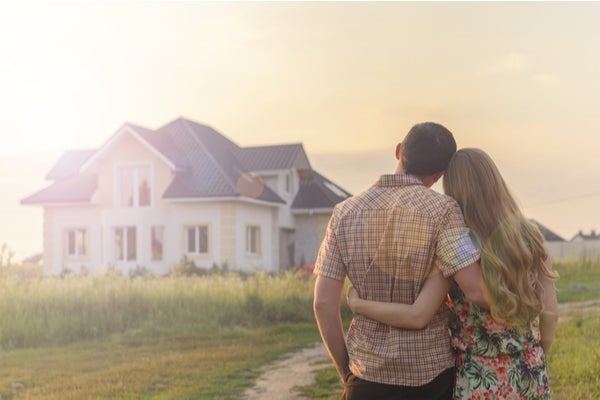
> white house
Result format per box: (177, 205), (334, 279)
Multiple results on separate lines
(22, 117), (351, 275)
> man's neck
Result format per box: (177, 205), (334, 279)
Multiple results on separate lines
(394, 162), (404, 175)
(394, 163), (431, 187)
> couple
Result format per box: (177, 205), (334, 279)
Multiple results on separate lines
(313, 122), (559, 400)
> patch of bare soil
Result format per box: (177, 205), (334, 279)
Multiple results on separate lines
(243, 342), (330, 400)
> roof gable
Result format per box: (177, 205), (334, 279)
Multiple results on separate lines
(80, 124), (178, 173)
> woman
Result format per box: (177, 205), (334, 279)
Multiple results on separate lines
(347, 148), (559, 400)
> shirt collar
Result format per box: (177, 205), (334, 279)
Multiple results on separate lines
(375, 173), (425, 188)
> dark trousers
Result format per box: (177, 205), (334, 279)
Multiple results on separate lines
(342, 368), (454, 400)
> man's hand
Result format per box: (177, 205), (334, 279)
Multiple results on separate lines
(314, 275), (350, 380)
(346, 286), (360, 312)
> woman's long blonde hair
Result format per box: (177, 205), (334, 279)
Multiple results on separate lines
(443, 148), (558, 330)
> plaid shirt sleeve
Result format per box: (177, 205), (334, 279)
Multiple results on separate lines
(435, 200), (480, 278)
(313, 209), (346, 282)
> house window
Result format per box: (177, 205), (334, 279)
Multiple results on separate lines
(65, 228), (87, 257)
(246, 226), (261, 255)
(114, 226), (137, 261)
(151, 226), (164, 261)
(117, 164), (152, 207)
(185, 226), (209, 255)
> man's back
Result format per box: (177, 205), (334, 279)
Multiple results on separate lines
(314, 174), (478, 386)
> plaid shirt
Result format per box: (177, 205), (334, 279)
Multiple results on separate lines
(314, 174), (479, 386)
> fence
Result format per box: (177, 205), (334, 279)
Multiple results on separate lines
(546, 240), (600, 260)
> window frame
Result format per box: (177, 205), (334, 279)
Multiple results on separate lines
(184, 225), (209, 256)
(246, 225), (262, 256)
(114, 226), (137, 262)
(114, 162), (153, 208)
(151, 225), (165, 261)
(64, 227), (87, 258)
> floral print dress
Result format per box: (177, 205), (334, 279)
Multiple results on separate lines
(447, 285), (551, 400)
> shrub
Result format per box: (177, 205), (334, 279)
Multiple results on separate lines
(171, 257), (206, 277)
(128, 265), (153, 279)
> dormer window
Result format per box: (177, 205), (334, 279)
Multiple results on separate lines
(116, 164), (152, 207)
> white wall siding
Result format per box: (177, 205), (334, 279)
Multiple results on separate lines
(271, 207), (281, 271)
(220, 202), (237, 270)
(43, 200), (282, 275)
(167, 202), (222, 271)
(235, 202), (277, 272)
(546, 240), (600, 260)
(99, 207), (171, 274)
(256, 169), (298, 230)
(45, 206), (102, 275)
(278, 169), (298, 229)
(294, 212), (331, 266)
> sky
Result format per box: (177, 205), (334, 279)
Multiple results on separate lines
(1, 1), (600, 260)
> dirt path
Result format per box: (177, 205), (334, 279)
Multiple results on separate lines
(557, 298), (600, 320)
(243, 299), (600, 399)
(242, 342), (330, 400)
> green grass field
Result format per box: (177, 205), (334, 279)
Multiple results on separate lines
(547, 313), (600, 400)
(553, 258), (600, 303)
(0, 266), (352, 399)
(0, 322), (321, 399)
(299, 311), (600, 400)
(0, 268), (330, 350)
(300, 258), (600, 400)
(0, 258), (597, 398)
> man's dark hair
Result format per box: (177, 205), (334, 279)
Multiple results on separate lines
(401, 122), (457, 175)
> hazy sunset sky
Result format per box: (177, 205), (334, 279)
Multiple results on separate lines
(1, 1), (599, 259)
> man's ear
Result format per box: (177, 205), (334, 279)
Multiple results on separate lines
(395, 143), (402, 160)
(433, 171), (444, 183)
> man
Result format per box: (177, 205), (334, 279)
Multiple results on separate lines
(313, 122), (486, 399)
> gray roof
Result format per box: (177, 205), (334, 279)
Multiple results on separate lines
(292, 169), (351, 210)
(24, 118), (286, 204)
(22, 117), (350, 207)
(530, 220), (566, 242)
(46, 150), (96, 180)
(21, 174), (97, 204)
(233, 144), (305, 171)
(158, 118), (284, 203)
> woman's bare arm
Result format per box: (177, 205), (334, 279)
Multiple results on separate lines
(539, 258), (559, 353)
(347, 270), (452, 329)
